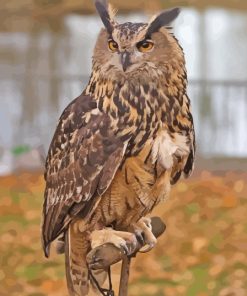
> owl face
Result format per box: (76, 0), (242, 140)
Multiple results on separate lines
(93, 1), (181, 77)
(109, 22), (152, 72)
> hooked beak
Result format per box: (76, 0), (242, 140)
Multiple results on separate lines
(120, 52), (131, 72)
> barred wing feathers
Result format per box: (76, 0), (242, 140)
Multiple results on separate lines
(42, 94), (128, 257)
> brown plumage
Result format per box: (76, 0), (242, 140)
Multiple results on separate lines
(42, 1), (195, 295)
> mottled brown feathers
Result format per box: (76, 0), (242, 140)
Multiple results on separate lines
(42, 4), (195, 294)
(42, 94), (130, 256)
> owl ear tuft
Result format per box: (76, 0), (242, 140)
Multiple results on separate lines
(95, 0), (114, 34)
(146, 7), (180, 37)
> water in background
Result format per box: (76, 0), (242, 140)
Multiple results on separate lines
(0, 8), (247, 157)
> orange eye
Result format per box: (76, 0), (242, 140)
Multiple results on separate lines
(137, 40), (154, 52)
(108, 39), (119, 52)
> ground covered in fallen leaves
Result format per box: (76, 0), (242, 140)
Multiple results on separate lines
(0, 170), (246, 296)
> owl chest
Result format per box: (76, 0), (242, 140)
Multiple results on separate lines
(94, 131), (190, 227)
(119, 129), (189, 186)
(151, 129), (190, 171)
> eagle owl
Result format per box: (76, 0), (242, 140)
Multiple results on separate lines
(42, 1), (195, 295)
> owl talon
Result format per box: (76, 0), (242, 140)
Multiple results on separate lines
(91, 228), (137, 255)
(88, 256), (104, 270)
(119, 242), (129, 255)
(130, 217), (157, 253)
(139, 240), (156, 253)
(134, 231), (145, 246)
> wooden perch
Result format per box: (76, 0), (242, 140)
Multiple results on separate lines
(86, 216), (166, 270)
(86, 217), (166, 296)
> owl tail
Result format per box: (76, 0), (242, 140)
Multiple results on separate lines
(64, 223), (90, 296)
(64, 223), (108, 296)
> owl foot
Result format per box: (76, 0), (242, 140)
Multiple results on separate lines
(131, 217), (157, 253)
(90, 228), (137, 255)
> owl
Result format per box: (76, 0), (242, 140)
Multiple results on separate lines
(42, 0), (195, 295)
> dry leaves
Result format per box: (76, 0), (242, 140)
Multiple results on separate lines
(0, 171), (246, 295)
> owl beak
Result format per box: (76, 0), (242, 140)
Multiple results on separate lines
(120, 52), (131, 72)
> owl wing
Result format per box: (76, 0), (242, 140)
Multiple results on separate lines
(42, 93), (129, 257)
(171, 96), (196, 185)
(170, 134), (195, 185)
(182, 122), (195, 177)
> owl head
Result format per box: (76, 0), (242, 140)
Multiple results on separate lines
(93, 0), (183, 79)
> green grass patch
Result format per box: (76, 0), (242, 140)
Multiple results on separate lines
(185, 203), (200, 215)
(186, 264), (209, 296)
(15, 263), (47, 281)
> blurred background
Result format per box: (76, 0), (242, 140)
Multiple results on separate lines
(0, 1), (246, 296)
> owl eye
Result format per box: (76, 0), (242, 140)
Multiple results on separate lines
(108, 39), (119, 52)
(137, 40), (154, 52)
